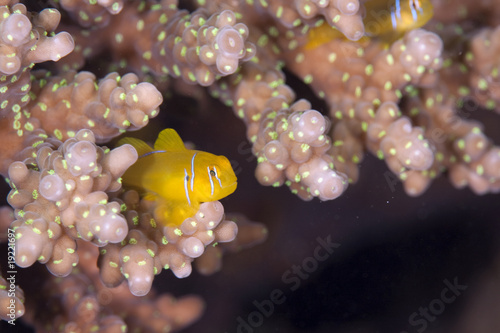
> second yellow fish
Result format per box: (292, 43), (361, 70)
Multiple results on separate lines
(363, 0), (434, 42)
(120, 129), (237, 226)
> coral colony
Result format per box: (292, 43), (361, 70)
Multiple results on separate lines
(0, 0), (499, 331)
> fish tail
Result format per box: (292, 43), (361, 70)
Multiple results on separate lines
(118, 137), (154, 157)
(304, 22), (345, 50)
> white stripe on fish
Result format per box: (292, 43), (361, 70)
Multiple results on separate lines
(184, 168), (191, 205)
(190, 153), (197, 191)
(207, 166), (214, 196)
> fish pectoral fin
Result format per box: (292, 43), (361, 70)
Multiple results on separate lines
(154, 128), (187, 152)
(118, 137), (153, 157)
(154, 201), (198, 227)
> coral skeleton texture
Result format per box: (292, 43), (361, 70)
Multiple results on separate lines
(0, 0), (499, 332)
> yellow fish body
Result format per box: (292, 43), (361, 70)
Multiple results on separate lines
(305, 24), (348, 50)
(363, 0), (434, 42)
(120, 129), (237, 226)
(304, 0), (433, 49)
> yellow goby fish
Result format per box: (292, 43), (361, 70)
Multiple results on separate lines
(304, 0), (434, 49)
(119, 129), (237, 226)
(363, 0), (434, 41)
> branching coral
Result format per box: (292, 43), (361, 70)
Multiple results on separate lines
(1, 0), (500, 331)
(19, 241), (206, 332)
(0, 268), (25, 322)
(8, 129), (136, 276)
(98, 193), (242, 296)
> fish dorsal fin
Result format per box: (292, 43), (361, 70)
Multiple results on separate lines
(118, 137), (153, 157)
(154, 129), (186, 151)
